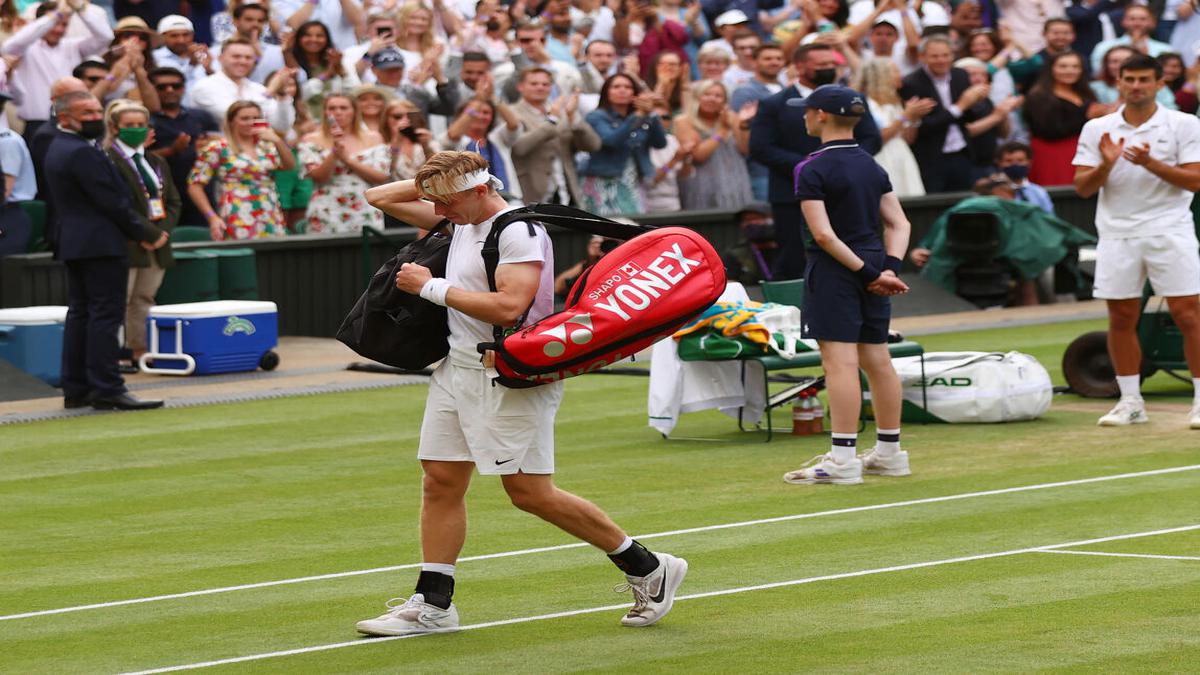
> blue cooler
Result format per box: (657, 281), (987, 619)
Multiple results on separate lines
(0, 306), (68, 386)
(142, 301), (280, 375)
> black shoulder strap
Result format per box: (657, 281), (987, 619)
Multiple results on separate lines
(479, 203), (656, 354)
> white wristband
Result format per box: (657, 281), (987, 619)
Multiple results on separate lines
(419, 278), (452, 306)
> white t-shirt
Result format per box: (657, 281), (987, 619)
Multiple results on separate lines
(847, 1), (947, 65)
(446, 206), (555, 367)
(1073, 105), (1200, 239)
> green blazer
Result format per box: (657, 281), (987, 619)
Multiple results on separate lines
(105, 146), (181, 269)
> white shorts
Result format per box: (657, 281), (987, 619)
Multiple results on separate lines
(417, 360), (564, 475)
(1093, 230), (1200, 300)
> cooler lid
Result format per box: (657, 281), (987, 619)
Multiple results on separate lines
(149, 300), (278, 318)
(0, 305), (69, 325)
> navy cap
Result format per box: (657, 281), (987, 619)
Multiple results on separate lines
(787, 84), (867, 117)
(371, 47), (405, 70)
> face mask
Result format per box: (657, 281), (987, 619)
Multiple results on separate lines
(812, 68), (838, 86)
(486, 18), (501, 31)
(743, 222), (776, 243)
(79, 119), (106, 140)
(1002, 164), (1030, 181)
(117, 126), (150, 147)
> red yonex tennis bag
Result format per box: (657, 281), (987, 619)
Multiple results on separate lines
(478, 206), (726, 388)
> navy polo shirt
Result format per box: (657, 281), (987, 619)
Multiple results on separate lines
(792, 140), (892, 255)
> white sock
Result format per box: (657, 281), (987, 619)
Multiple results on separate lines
(830, 433), (856, 464)
(1193, 378), (1200, 408)
(1116, 375), (1141, 400)
(875, 428), (901, 457)
(607, 536), (633, 556)
(420, 562), (456, 577)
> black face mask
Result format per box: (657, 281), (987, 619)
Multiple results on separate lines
(743, 222), (776, 243)
(486, 18), (501, 31)
(78, 119), (106, 140)
(1001, 164), (1030, 181)
(811, 68), (838, 86)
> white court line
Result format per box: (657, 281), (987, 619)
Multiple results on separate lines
(120, 523), (1200, 675)
(1038, 550), (1200, 562)
(5, 462), (1199, 623)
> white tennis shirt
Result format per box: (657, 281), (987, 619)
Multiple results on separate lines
(1073, 104), (1200, 239)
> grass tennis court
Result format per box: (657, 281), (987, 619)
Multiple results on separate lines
(3, 318), (1199, 673)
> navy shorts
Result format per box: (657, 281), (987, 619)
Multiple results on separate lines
(801, 250), (890, 344)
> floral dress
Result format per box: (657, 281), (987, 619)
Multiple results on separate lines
(188, 138), (286, 239)
(298, 142), (389, 233)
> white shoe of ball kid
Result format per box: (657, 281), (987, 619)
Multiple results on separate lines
(617, 552), (688, 627)
(859, 448), (911, 476)
(1097, 398), (1149, 426)
(783, 454), (863, 485)
(1190, 404), (1200, 430)
(355, 594), (459, 636)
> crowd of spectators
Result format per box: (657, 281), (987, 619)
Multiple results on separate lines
(4, 0), (1200, 245)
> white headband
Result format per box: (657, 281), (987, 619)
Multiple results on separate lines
(422, 168), (504, 196)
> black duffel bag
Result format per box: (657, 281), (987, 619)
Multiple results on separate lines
(336, 220), (451, 369)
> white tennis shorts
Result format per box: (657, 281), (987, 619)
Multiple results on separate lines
(1093, 230), (1200, 300)
(417, 360), (564, 475)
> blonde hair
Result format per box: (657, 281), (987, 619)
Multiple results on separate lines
(397, 1), (435, 54)
(222, 100), (263, 155)
(103, 99), (151, 148)
(684, 79), (728, 131)
(696, 45), (732, 64)
(414, 151), (491, 203)
(854, 58), (899, 106)
(380, 98), (424, 145)
(320, 93), (368, 140)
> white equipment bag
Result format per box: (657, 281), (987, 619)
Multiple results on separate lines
(890, 351), (1053, 423)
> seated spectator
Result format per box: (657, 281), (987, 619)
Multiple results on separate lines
(722, 30), (762, 92)
(720, 201), (780, 286)
(1089, 5), (1171, 75)
(994, 140), (1053, 214)
(298, 93), (389, 232)
(354, 84), (391, 134)
(553, 234), (617, 298)
(382, 98), (438, 181)
(441, 97), (520, 198)
(1091, 45), (1176, 110)
(1022, 51), (1102, 186)
(146, 67), (219, 228)
(102, 98), (180, 363)
(151, 15), (213, 97)
(367, 47), (460, 120)
(290, 20), (349, 118)
(210, 3), (288, 85)
(0, 123), (35, 256)
(509, 66), (601, 206)
(696, 44), (732, 82)
(953, 56), (1023, 179)
(899, 35), (993, 193)
(674, 79), (754, 210)
(279, 0), (363, 51)
(646, 50), (689, 116)
(643, 101), (690, 214)
(1159, 52), (1198, 113)
(854, 57), (928, 197)
(913, 173), (1094, 306)
(579, 73), (667, 216)
(2, 0), (113, 144)
(192, 37), (297, 133)
(188, 100), (295, 240)
(497, 20), (583, 104)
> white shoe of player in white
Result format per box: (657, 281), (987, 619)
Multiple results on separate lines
(782, 454), (864, 485)
(1097, 398), (1149, 426)
(617, 552), (688, 627)
(355, 594), (459, 636)
(1189, 405), (1200, 430)
(859, 448), (911, 476)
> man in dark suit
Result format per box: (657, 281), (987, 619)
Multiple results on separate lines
(749, 43), (881, 280)
(899, 35), (992, 194)
(45, 91), (168, 411)
(31, 77), (90, 251)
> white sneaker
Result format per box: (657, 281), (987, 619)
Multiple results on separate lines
(1097, 397), (1149, 426)
(859, 448), (911, 476)
(617, 552), (688, 627)
(1190, 405), (1200, 430)
(782, 454), (864, 485)
(355, 593), (459, 636)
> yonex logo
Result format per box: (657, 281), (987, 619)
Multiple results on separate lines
(223, 316), (256, 336)
(541, 313), (594, 357)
